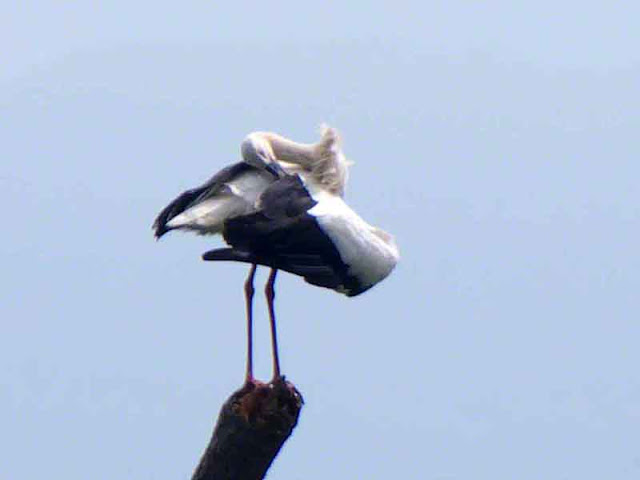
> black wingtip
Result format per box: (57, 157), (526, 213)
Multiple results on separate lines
(202, 249), (226, 261)
(152, 219), (172, 240)
(153, 226), (168, 240)
(202, 248), (255, 263)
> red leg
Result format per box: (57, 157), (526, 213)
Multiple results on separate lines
(265, 269), (281, 381)
(244, 264), (257, 384)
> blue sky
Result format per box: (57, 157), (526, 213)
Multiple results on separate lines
(2, 2), (639, 479)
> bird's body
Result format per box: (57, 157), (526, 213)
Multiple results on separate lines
(203, 174), (398, 296)
(153, 126), (398, 382)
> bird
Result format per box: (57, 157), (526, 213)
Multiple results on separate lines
(153, 126), (399, 384)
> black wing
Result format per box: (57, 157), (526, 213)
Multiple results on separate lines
(153, 162), (254, 238)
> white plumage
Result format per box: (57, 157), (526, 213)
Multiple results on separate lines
(305, 187), (399, 292)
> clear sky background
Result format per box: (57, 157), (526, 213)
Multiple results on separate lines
(2, 2), (639, 479)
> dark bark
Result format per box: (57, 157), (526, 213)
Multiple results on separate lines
(191, 377), (303, 480)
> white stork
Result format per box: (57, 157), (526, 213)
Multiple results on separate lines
(153, 126), (399, 383)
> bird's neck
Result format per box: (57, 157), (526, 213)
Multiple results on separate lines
(268, 134), (317, 167)
(266, 128), (349, 197)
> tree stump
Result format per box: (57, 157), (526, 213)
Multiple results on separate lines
(191, 377), (303, 480)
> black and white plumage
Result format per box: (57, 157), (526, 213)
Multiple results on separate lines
(203, 174), (398, 297)
(153, 126), (399, 382)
